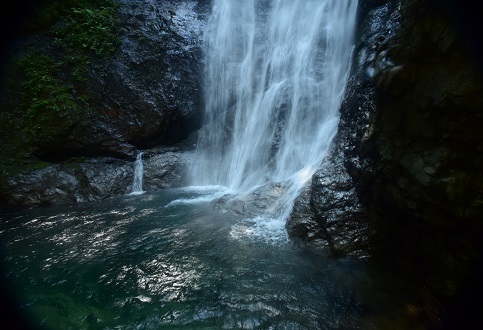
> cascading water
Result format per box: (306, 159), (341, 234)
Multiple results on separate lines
(190, 0), (358, 223)
(0, 2), (431, 328)
(130, 151), (145, 195)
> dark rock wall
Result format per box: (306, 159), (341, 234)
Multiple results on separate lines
(287, 0), (401, 259)
(1, 148), (191, 207)
(286, 155), (371, 258)
(288, 0), (483, 326)
(0, 0), (207, 206)
(1, 0), (207, 160)
(363, 0), (483, 326)
(83, 0), (207, 154)
(53, 0), (207, 158)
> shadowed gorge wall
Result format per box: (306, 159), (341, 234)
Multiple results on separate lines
(366, 0), (482, 326)
(288, 0), (482, 327)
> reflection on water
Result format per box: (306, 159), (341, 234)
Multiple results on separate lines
(0, 189), (428, 329)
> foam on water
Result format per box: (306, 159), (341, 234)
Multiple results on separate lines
(164, 185), (233, 207)
(230, 216), (289, 245)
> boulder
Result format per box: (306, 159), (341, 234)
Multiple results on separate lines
(1, 149), (191, 207)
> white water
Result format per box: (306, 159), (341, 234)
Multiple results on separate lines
(130, 152), (145, 195)
(165, 185), (233, 207)
(190, 0), (358, 223)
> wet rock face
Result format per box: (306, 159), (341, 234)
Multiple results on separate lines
(0, 0), (207, 206)
(371, 0), (483, 226)
(3, 159), (133, 207)
(211, 182), (288, 217)
(287, 0), (400, 258)
(81, 0), (207, 155)
(2, 149), (191, 207)
(142, 147), (192, 191)
(286, 154), (370, 258)
(364, 0), (483, 309)
(289, 0), (483, 324)
(9, 0), (209, 160)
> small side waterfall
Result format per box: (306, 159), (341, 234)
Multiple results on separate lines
(190, 0), (358, 224)
(130, 152), (145, 195)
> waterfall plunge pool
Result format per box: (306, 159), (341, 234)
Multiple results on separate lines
(1, 188), (428, 329)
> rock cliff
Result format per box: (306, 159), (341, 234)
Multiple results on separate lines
(288, 0), (483, 327)
(0, 0), (207, 206)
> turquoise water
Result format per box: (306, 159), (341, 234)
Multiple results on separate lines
(0, 188), (422, 329)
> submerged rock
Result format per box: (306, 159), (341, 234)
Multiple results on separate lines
(211, 182), (288, 217)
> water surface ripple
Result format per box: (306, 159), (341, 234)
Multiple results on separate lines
(1, 190), (423, 329)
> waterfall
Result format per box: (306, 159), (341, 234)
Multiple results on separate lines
(130, 152), (145, 195)
(190, 0), (358, 220)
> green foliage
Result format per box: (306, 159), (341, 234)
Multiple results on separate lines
(52, 2), (119, 56)
(16, 52), (81, 140)
(0, 0), (119, 181)
(13, 0), (118, 130)
(48, 0), (119, 77)
(29, 0), (116, 30)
